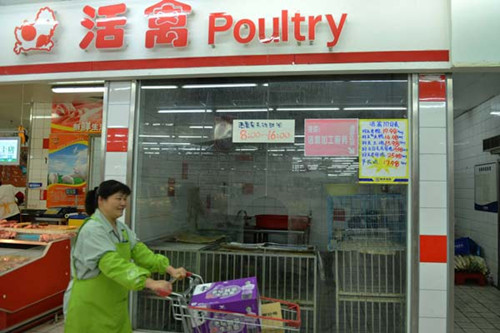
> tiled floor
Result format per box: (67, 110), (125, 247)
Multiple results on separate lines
(455, 285), (500, 333)
(24, 318), (64, 333)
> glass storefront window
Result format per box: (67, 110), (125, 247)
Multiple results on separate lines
(133, 75), (409, 332)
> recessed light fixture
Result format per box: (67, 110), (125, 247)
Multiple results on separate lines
(141, 85), (178, 90)
(216, 108), (270, 113)
(490, 111), (500, 116)
(343, 107), (407, 111)
(158, 109), (213, 114)
(182, 83), (257, 89)
(276, 107), (340, 111)
(52, 86), (105, 93)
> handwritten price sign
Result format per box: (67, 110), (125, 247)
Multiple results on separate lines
(358, 119), (409, 184)
(233, 120), (295, 143)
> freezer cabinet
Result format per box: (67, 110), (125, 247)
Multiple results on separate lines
(0, 238), (70, 331)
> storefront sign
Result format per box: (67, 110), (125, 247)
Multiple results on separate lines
(359, 119), (408, 184)
(51, 102), (103, 133)
(208, 11), (347, 47)
(47, 133), (89, 207)
(304, 119), (358, 156)
(233, 119), (295, 143)
(0, 0), (449, 78)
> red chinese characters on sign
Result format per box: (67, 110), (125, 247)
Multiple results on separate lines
(14, 7), (58, 55)
(304, 119), (358, 156)
(80, 3), (127, 49)
(144, 0), (192, 48)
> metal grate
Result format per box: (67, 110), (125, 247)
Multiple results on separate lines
(328, 194), (407, 333)
(134, 246), (317, 333)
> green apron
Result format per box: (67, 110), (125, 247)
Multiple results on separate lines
(65, 217), (132, 333)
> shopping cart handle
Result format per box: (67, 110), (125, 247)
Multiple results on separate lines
(157, 289), (172, 297)
(186, 271), (192, 277)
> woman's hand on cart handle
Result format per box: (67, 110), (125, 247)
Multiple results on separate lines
(145, 278), (172, 297)
(166, 266), (188, 280)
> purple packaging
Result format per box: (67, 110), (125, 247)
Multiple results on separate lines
(189, 277), (261, 333)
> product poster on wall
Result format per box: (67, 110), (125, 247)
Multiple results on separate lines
(51, 102), (102, 133)
(359, 119), (409, 184)
(474, 163), (498, 213)
(47, 133), (88, 207)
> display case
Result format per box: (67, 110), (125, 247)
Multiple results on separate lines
(0, 238), (70, 331)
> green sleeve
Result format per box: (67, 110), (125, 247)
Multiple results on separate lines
(131, 242), (170, 274)
(98, 251), (151, 291)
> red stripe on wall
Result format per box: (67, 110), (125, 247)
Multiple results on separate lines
(420, 235), (447, 263)
(419, 74), (446, 101)
(106, 128), (128, 152)
(0, 50), (449, 75)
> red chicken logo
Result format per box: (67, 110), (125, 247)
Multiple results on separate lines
(14, 7), (58, 55)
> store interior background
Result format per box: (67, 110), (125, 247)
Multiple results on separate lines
(0, 73), (498, 285)
(0, 83), (102, 211)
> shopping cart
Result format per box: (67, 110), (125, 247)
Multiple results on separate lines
(156, 272), (302, 333)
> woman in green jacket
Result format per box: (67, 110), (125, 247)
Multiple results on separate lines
(64, 180), (186, 332)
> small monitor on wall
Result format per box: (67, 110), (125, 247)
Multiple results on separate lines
(0, 137), (21, 166)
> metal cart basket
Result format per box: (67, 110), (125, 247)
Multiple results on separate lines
(156, 273), (302, 333)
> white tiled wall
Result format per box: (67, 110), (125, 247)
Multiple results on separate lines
(418, 91), (449, 331)
(27, 103), (51, 209)
(454, 96), (500, 285)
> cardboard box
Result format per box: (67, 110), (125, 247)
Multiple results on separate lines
(261, 302), (284, 333)
(190, 277), (261, 333)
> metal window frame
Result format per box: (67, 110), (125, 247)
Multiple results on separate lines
(408, 73), (419, 333)
(446, 74), (454, 333)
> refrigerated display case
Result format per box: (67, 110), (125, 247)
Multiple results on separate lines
(0, 238), (70, 331)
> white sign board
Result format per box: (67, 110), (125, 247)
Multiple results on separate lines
(233, 119), (295, 143)
(0, 0), (450, 79)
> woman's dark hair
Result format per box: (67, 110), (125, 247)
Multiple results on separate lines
(85, 180), (131, 215)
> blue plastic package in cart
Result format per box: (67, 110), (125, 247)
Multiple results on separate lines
(189, 277), (261, 333)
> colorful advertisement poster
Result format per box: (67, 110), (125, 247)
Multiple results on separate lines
(304, 119), (358, 156)
(233, 120), (295, 143)
(51, 102), (103, 133)
(359, 119), (409, 184)
(47, 133), (88, 207)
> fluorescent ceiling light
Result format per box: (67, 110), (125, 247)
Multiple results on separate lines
(52, 86), (105, 93)
(34, 116), (52, 119)
(236, 148), (258, 151)
(141, 142), (158, 145)
(348, 80), (407, 83)
(139, 135), (171, 138)
(490, 111), (500, 116)
(141, 85), (178, 89)
(190, 125), (213, 129)
(158, 109), (212, 113)
(182, 83), (257, 89)
(159, 142), (191, 145)
(343, 107), (406, 111)
(294, 143), (305, 146)
(178, 135), (208, 139)
(216, 108), (270, 113)
(51, 80), (104, 85)
(276, 107), (340, 111)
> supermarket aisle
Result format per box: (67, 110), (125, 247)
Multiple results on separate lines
(455, 285), (500, 332)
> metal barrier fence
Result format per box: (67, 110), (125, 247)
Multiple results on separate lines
(134, 245), (317, 333)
